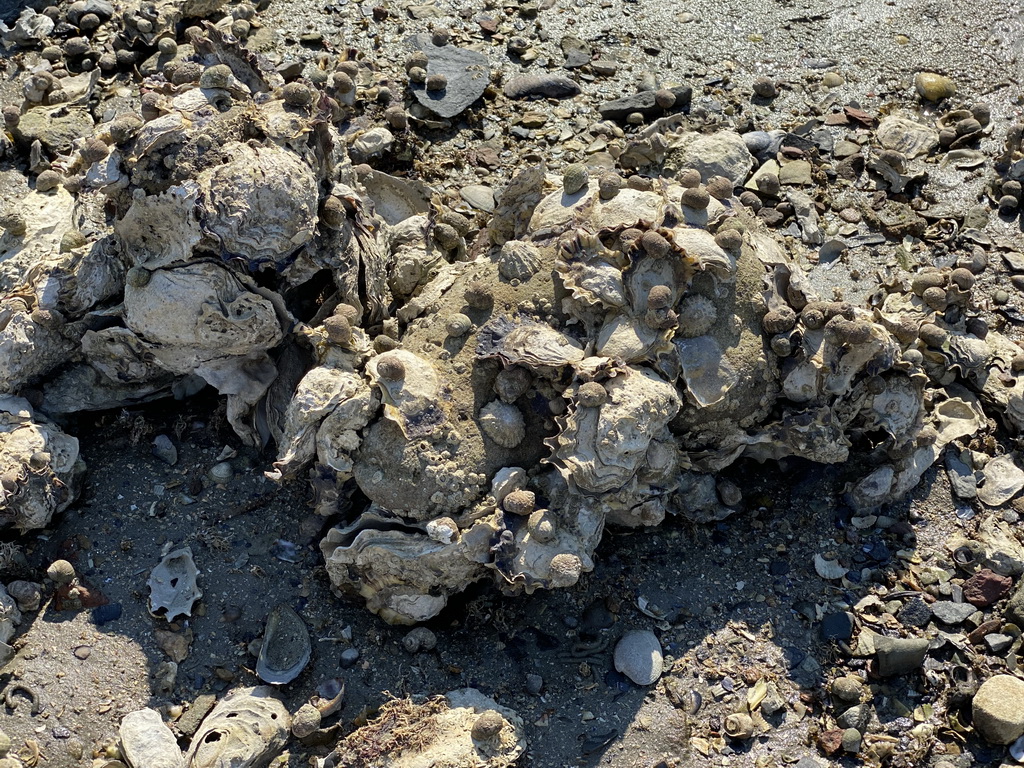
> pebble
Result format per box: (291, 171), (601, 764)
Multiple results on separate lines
(914, 72), (956, 102)
(613, 630), (663, 686)
(930, 601), (976, 625)
(598, 85), (692, 121)
(822, 72), (845, 88)
(841, 728), (862, 753)
(151, 434), (177, 466)
(459, 184), (495, 212)
(340, 647), (360, 668)
(409, 35), (489, 118)
(92, 603), (122, 625)
(819, 612), (854, 641)
(973, 674), (1024, 744)
(873, 635), (928, 676)
(525, 673), (544, 695)
(984, 633), (1014, 654)
(963, 569), (1012, 607)
(896, 597), (932, 628)
(504, 73), (581, 100)
(830, 676), (863, 703)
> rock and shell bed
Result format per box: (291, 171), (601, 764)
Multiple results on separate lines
(0, 0), (1024, 766)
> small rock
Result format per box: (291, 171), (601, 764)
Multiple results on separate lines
(820, 611), (854, 641)
(914, 72), (955, 102)
(822, 72), (845, 88)
(779, 160), (813, 186)
(613, 630), (663, 686)
(752, 76), (777, 99)
(176, 694), (216, 738)
(841, 727), (862, 753)
(874, 635), (928, 676)
(504, 73), (581, 100)
(525, 673), (543, 695)
(409, 36), (489, 118)
(973, 674), (1024, 744)
(835, 703), (870, 731)
(945, 450), (978, 500)
(984, 633), (1014, 654)
(460, 184), (495, 212)
(340, 647), (360, 668)
(599, 86), (692, 122)
(152, 434), (177, 466)
(931, 601), (977, 625)
(291, 703), (322, 739)
(830, 676), (863, 703)
(896, 597), (932, 628)
(963, 569), (1012, 607)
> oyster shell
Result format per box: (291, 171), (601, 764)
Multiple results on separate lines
(184, 686), (291, 768)
(549, 367), (680, 494)
(256, 604), (311, 685)
(196, 142), (318, 267)
(0, 396), (82, 531)
(320, 511), (488, 624)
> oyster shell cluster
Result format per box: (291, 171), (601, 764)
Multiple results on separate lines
(0, 0), (1017, 627)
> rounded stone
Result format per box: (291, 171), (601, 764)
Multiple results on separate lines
(677, 168), (702, 188)
(973, 674), (1024, 744)
(291, 703), (322, 738)
(715, 228), (743, 251)
(613, 630), (663, 686)
(830, 676), (863, 703)
(914, 72), (955, 102)
(752, 76), (777, 99)
(577, 381), (608, 408)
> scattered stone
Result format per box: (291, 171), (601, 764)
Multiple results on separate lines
(822, 72), (845, 87)
(874, 635), (928, 676)
(176, 694), (217, 738)
(896, 597), (932, 628)
(964, 569), (1012, 607)
(598, 85), (693, 122)
(841, 727), (862, 753)
(504, 73), (581, 99)
(930, 601), (976, 625)
(830, 676), (863, 703)
(973, 675), (1024, 744)
(152, 434), (177, 466)
(525, 673), (543, 695)
(409, 36), (489, 118)
(613, 630), (663, 686)
(820, 611), (855, 641)
(985, 633), (1014, 654)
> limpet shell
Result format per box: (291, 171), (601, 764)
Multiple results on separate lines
(497, 240), (542, 281)
(479, 400), (526, 448)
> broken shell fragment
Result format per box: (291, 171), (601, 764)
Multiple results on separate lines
(148, 547), (202, 621)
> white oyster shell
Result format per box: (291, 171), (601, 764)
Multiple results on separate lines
(148, 547), (202, 621)
(320, 512), (488, 624)
(185, 687), (290, 768)
(116, 184), (202, 269)
(196, 142), (318, 265)
(550, 367), (680, 493)
(267, 364), (378, 481)
(0, 396), (82, 531)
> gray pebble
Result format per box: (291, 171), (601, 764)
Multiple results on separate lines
(525, 673), (543, 695)
(931, 601), (977, 625)
(152, 434), (178, 466)
(340, 647), (360, 667)
(504, 73), (581, 100)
